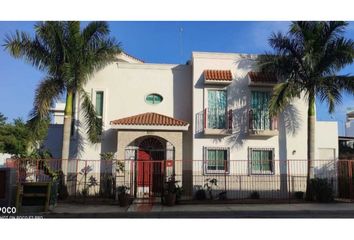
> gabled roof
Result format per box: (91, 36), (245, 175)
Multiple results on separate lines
(248, 71), (277, 83)
(110, 112), (189, 127)
(204, 70), (233, 81)
(117, 51), (144, 63)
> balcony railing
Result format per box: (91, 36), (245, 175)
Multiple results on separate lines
(248, 109), (278, 137)
(202, 108), (232, 136)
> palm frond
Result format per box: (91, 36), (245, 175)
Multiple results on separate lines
(268, 81), (301, 116)
(3, 30), (50, 71)
(80, 90), (102, 144)
(317, 37), (354, 75)
(321, 75), (354, 94)
(320, 21), (348, 45)
(317, 82), (343, 113)
(33, 21), (66, 75)
(28, 76), (63, 138)
(82, 21), (110, 47)
(30, 76), (64, 121)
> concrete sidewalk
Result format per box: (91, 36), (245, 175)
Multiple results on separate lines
(45, 202), (354, 218)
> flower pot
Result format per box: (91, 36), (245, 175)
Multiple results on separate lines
(164, 193), (176, 206)
(118, 193), (130, 207)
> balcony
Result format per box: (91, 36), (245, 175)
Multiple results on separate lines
(248, 109), (278, 137)
(202, 108), (233, 136)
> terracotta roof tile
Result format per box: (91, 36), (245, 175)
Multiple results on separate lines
(110, 112), (188, 126)
(248, 71), (277, 83)
(204, 70), (232, 81)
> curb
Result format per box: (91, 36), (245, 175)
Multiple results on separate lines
(44, 210), (354, 218)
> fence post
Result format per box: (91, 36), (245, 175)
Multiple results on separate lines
(203, 108), (207, 129)
(349, 160), (353, 201)
(224, 160), (227, 195)
(287, 159), (291, 203)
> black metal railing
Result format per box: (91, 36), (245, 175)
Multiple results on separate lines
(5, 158), (354, 202)
(248, 109), (278, 131)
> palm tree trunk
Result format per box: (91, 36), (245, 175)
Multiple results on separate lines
(61, 91), (73, 182)
(306, 94), (316, 197)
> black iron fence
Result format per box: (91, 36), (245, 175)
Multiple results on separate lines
(5, 158), (354, 202)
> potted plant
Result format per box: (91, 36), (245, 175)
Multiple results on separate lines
(163, 177), (179, 206)
(117, 185), (130, 207)
(204, 178), (218, 200)
(175, 185), (184, 203)
(195, 186), (206, 200)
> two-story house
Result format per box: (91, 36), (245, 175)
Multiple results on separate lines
(45, 51), (338, 199)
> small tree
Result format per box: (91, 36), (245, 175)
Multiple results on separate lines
(4, 21), (121, 180)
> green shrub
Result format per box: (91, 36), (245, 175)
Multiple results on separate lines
(306, 178), (334, 203)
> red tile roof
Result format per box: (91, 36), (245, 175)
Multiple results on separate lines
(110, 112), (188, 126)
(204, 70), (232, 81)
(248, 71), (277, 83)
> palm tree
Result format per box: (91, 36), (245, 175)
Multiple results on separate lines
(257, 21), (354, 196)
(4, 21), (121, 178)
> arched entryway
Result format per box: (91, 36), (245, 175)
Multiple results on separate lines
(124, 136), (175, 199)
(137, 137), (164, 198)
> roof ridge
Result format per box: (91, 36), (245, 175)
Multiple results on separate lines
(121, 51), (145, 63)
(110, 112), (188, 126)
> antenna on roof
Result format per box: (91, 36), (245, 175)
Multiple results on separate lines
(179, 26), (183, 64)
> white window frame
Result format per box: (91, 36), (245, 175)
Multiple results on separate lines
(203, 147), (230, 175)
(248, 147), (275, 175)
(91, 88), (108, 128)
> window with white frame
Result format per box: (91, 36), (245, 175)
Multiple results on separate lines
(95, 91), (104, 118)
(204, 147), (229, 174)
(94, 91), (104, 132)
(249, 148), (274, 175)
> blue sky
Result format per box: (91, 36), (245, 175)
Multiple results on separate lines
(0, 21), (354, 135)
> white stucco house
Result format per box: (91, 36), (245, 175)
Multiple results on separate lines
(44, 51), (338, 199)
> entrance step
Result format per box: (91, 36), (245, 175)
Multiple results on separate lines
(128, 203), (154, 213)
(133, 197), (162, 204)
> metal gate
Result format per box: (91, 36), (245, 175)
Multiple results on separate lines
(338, 160), (354, 200)
(133, 159), (165, 199)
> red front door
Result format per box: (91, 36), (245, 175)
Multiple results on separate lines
(137, 150), (153, 189)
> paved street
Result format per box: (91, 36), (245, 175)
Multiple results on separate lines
(44, 202), (354, 218)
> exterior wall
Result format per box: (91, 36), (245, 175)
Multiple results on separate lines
(190, 52), (338, 197)
(50, 102), (65, 124)
(315, 121), (338, 159)
(71, 61), (192, 160)
(191, 52), (310, 163)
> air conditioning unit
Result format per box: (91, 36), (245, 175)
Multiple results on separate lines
(0, 168), (17, 207)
